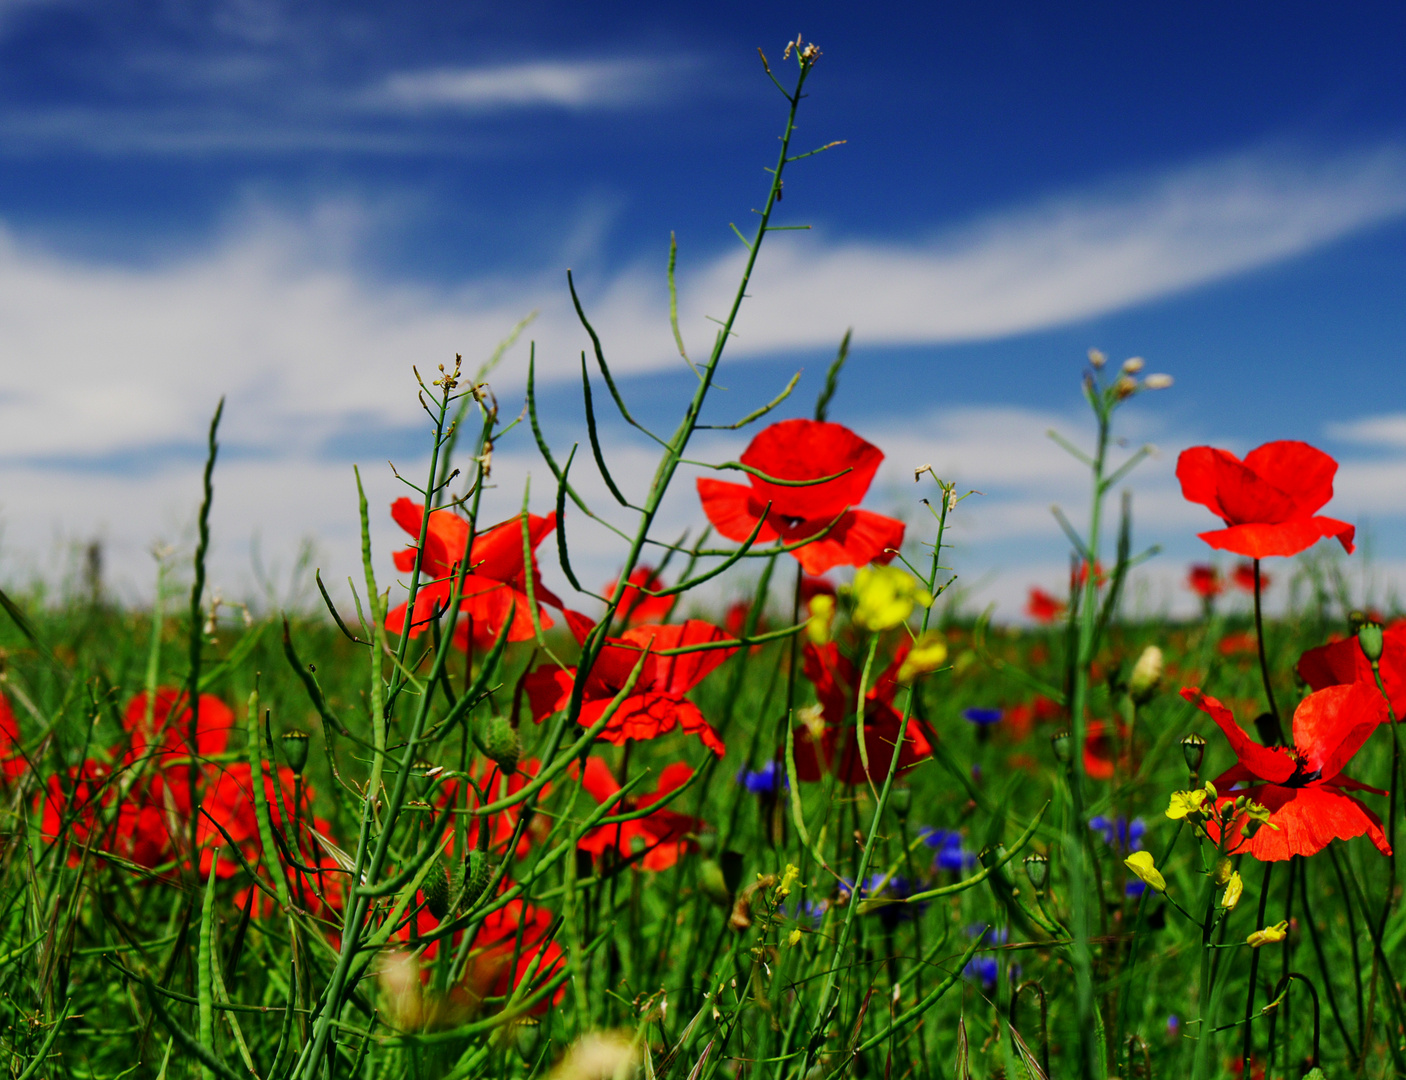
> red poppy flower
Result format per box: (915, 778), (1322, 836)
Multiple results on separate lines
(466, 896), (565, 1010)
(1232, 561), (1267, 593)
(1182, 684), (1389, 861)
(1026, 587), (1064, 624)
(431, 758), (551, 861)
(576, 757), (702, 871)
(39, 761), (176, 870)
(1004, 695), (1062, 742)
(1082, 719), (1131, 780)
(0, 693), (26, 784)
(122, 688), (236, 765)
(696, 419), (905, 576)
(1218, 632), (1259, 657)
(790, 641), (934, 785)
(1298, 621), (1406, 720)
(1187, 565), (1223, 600)
(1176, 441), (1355, 558)
(524, 616), (737, 756)
(385, 500), (561, 651)
(602, 566), (673, 626)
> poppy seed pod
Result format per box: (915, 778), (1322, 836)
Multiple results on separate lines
(281, 729), (309, 775)
(889, 786), (912, 819)
(1128, 646), (1164, 704)
(481, 716), (522, 773)
(1359, 621), (1385, 664)
(1181, 733), (1206, 775)
(463, 850), (493, 908)
(1023, 852), (1049, 893)
(423, 863), (452, 921)
(1051, 730), (1073, 765)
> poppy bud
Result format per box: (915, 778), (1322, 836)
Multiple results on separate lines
(1023, 852), (1049, 893)
(697, 859), (732, 908)
(463, 850), (494, 908)
(1359, 621), (1384, 664)
(1181, 733), (1206, 776)
(1051, 729), (1073, 765)
(423, 863), (452, 921)
(889, 786), (912, 819)
(481, 716), (521, 773)
(979, 843), (1012, 886)
(1128, 646), (1164, 704)
(281, 729), (309, 775)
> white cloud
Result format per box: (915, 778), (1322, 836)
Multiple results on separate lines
(1328, 413), (1406, 449)
(0, 141), (1403, 466)
(370, 60), (672, 112)
(4, 140), (1406, 609)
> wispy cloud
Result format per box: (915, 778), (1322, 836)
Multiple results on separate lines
(1328, 413), (1406, 449)
(369, 59), (672, 112)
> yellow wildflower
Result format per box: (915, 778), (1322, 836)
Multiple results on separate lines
(1124, 851), (1166, 893)
(806, 594), (835, 645)
(1247, 921), (1288, 948)
(897, 631), (948, 683)
(1220, 871), (1243, 911)
(850, 566), (932, 632)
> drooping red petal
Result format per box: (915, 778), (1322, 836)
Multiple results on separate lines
(1229, 783), (1391, 861)
(1196, 519), (1351, 559)
(579, 756), (620, 802)
(1292, 682), (1385, 779)
(1181, 687), (1296, 784)
(1242, 440), (1338, 517)
(739, 419), (884, 520)
(1176, 447), (1235, 519)
(524, 666), (575, 722)
(784, 509), (906, 576)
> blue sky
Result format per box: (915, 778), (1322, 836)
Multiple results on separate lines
(0, 0), (1403, 615)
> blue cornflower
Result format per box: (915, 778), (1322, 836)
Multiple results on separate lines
(1089, 815), (1146, 852)
(788, 899), (827, 928)
(964, 956), (999, 991)
(736, 761), (788, 795)
(1167, 1015), (1181, 1039)
(963, 707), (1003, 725)
(920, 828), (977, 873)
(861, 875), (929, 929)
(1126, 879), (1147, 897)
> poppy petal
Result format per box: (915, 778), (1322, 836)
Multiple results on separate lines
(788, 509), (907, 576)
(697, 478), (777, 544)
(1246, 784), (1390, 861)
(1243, 441), (1337, 517)
(739, 419), (884, 520)
(1196, 520), (1341, 559)
(1175, 447), (1232, 519)
(1292, 682), (1385, 779)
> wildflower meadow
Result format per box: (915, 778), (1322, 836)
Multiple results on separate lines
(2, 40), (1403, 1080)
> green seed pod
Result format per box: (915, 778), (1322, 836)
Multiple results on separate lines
(481, 716), (522, 773)
(1050, 729), (1073, 765)
(462, 850), (494, 908)
(889, 786), (912, 820)
(423, 863), (451, 921)
(281, 729), (310, 775)
(1359, 621), (1384, 664)
(1023, 852), (1049, 893)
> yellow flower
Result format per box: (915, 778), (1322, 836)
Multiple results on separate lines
(806, 594), (835, 645)
(897, 631), (948, 683)
(1247, 921), (1288, 948)
(1166, 788), (1210, 820)
(1124, 851), (1166, 893)
(1220, 871), (1243, 911)
(787, 928), (803, 948)
(850, 566), (933, 632)
(776, 864), (800, 900)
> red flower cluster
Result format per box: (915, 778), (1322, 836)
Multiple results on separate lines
(576, 758), (702, 871)
(697, 419), (905, 575)
(1186, 565), (1223, 600)
(386, 499), (561, 652)
(525, 613), (738, 756)
(1183, 685), (1388, 861)
(1176, 441), (1354, 558)
(791, 641), (934, 785)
